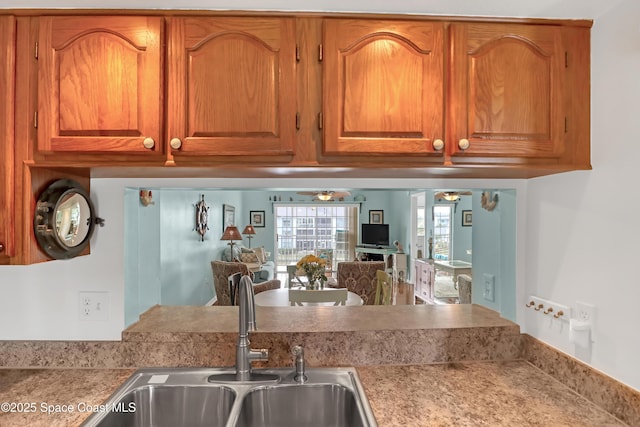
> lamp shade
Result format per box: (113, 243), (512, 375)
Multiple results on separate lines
(442, 192), (460, 202)
(242, 225), (256, 235)
(220, 226), (242, 241)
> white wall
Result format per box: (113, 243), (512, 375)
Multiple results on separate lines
(522, 0), (640, 391)
(0, 0), (638, 391)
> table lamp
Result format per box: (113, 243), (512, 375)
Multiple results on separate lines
(242, 224), (257, 247)
(220, 225), (242, 257)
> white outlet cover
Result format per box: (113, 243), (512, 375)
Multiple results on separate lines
(78, 291), (109, 321)
(576, 301), (595, 324)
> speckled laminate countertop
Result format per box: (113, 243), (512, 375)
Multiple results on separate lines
(0, 361), (627, 427)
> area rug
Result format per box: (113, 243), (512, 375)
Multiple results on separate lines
(434, 274), (458, 298)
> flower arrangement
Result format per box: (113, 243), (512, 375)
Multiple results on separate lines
(296, 254), (327, 289)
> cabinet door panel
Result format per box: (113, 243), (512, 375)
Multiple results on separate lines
(168, 17), (296, 156)
(38, 16), (162, 153)
(323, 19), (444, 155)
(0, 16), (15, 261)
(449, 23), (565, 158)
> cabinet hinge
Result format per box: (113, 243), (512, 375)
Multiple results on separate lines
(564, 117), (568, 133)
(318, 44), (323, 62)
(565, 51), (568, 68)
(318, 112), (323, 130)
(34, 42), (38, 60)
(34, 111), (38, 129)
(296, 112), (300, 130)
(295, 44), (300, 62)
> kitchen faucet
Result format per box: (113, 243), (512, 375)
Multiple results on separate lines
(235, 275), (270, 381)
(208, 275), (278, 383)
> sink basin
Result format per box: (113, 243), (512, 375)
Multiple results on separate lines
(236, 384), (366, 427)
(92, 385), (236, 427)
(81, 367), (377, 427)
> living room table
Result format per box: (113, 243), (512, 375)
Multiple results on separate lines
(254, 288), (364, 307)
(434, 260), (472, 289)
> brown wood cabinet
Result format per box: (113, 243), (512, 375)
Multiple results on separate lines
(322, 19), (445, 156)
(27, 13), (589, 175)
(37, 16), (163, 155)
(166, 17), (296, 158)
(448, 23), (590, 168)
(0, 16), (16, 263)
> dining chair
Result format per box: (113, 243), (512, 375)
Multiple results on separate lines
(288, 288), (348, 306)
(286, 264), (305, 288)
(374, 269), (394, 305)
(335, 261), (385, 305)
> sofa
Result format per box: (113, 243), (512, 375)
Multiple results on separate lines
(222, 243), (275, 283)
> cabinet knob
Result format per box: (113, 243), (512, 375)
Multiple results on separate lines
(432, 139), (444, 151)
(142, 137), (155, 149)
(170, 138), (182, 150)
(0, 243), (4, 252)
(458, 138), (470, 150)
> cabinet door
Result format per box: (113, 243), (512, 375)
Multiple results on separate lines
(449, 23), (565, 159)
(323, 19), (444, 156)
(37, 16), (163, 154)
(167, 17), (296, 157)
(0, 16), (15, 261)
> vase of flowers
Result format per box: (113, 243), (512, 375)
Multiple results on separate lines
(296, 254), (327, 290)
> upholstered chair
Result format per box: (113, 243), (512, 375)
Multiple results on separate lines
(211, 261), (280, 305)
(457, 274), (472, 304)
(335, 261), (386, 305)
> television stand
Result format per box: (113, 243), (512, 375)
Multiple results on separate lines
(356, 246), (396, 256)
(355, 247), (407, 280)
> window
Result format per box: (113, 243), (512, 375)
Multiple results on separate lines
(274, 204), (358, 272)
(433, 205), (452, 260)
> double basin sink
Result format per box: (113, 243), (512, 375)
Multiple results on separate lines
(81, 367), (377, 427)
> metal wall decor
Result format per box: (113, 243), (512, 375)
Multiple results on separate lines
(195, 194), (209, 241)
(33, 179), (104, 260)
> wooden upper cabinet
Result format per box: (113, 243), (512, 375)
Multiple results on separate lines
(37, 16), (163, 154)
(448, 23), (567, 160)
(0, 16), (15, 262)
(166, 17), (296, 157)
(322, 19), (445, 156)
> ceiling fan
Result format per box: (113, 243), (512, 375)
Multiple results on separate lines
(434, 190), (472, 202)
(296, 190), (351, 201)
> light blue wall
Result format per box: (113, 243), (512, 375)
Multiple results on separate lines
(125, 188), (244, 326)
(452, 197), (473, 262)
(470, 190), (517, 322)
(124, 188), (161, 327)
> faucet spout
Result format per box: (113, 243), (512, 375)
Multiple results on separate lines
(236, 275), (269, 381)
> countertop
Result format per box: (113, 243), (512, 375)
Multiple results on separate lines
(0, 361), (627, 427)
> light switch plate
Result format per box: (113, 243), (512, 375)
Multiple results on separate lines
(483, 274), (495, 302)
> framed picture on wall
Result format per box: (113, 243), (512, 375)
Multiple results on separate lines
(223, 204), (235, 229)
(369, 210), (384, 224)
(462, 210), (472, 227)
(250, 210), (265, 228)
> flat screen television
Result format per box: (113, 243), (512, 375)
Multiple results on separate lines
(361, 224), (390, 247)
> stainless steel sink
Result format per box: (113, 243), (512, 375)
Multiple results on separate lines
(236, 383), (365, 427)
(81, 367), (377, 427)
(90, 385), (236, 427)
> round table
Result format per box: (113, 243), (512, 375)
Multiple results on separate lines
(254, 288), (363, 307)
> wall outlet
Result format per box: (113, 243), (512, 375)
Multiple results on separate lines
(483, 274), (495, 302)
(576, 301), (595, 325)
(79, 291), (109, 321)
